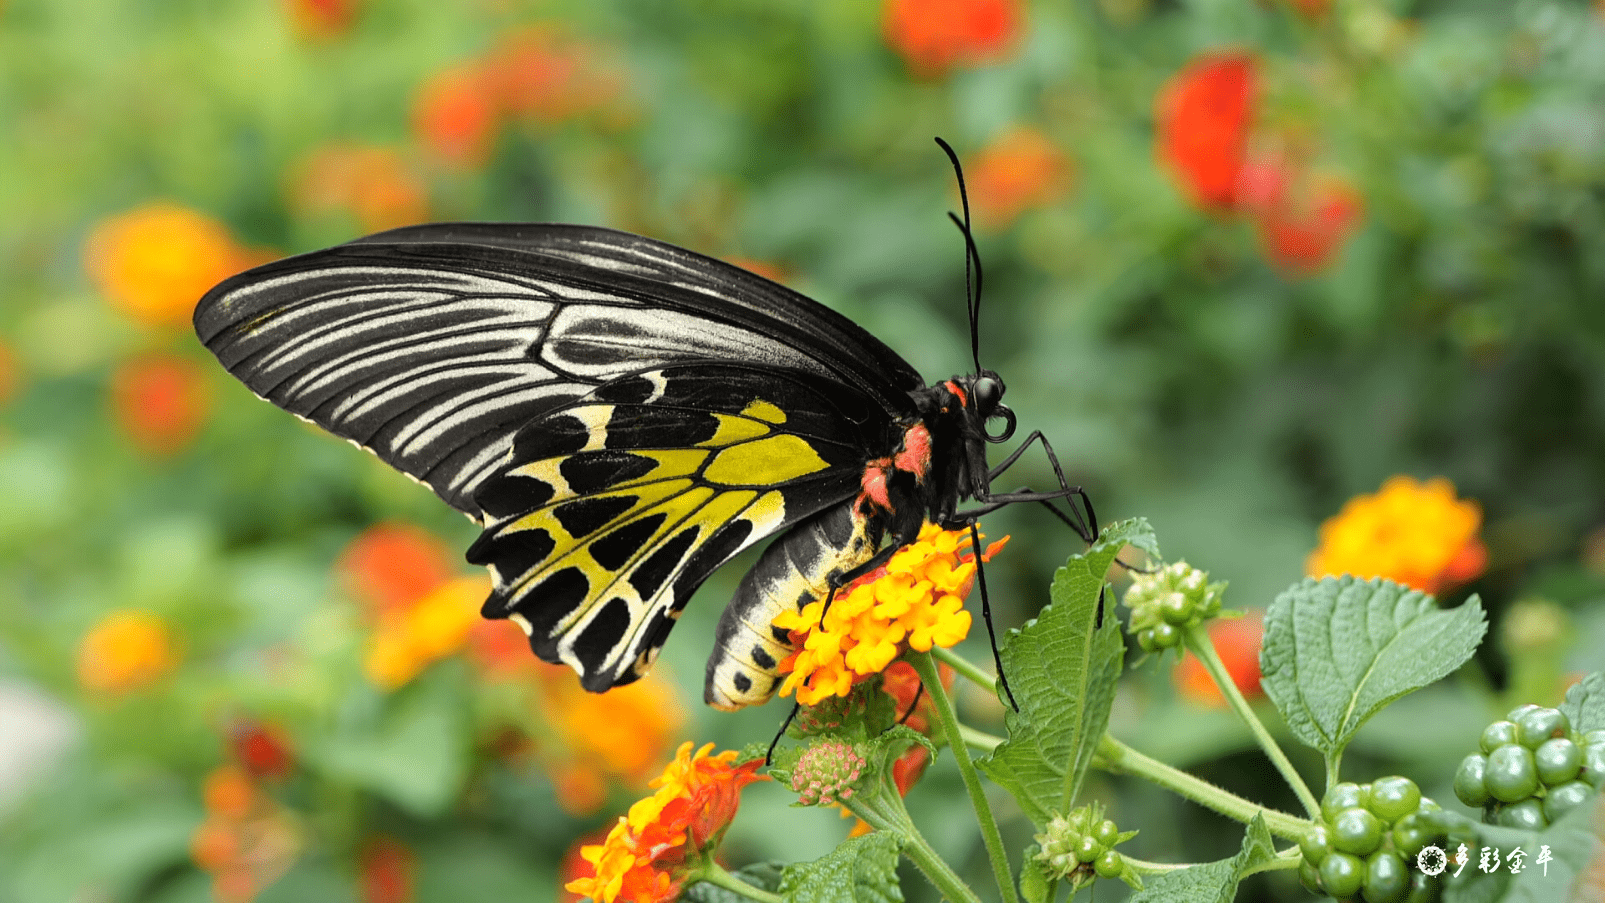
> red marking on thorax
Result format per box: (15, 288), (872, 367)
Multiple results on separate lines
(943, 380), (968, 406)
(893, 423), (931, 479)
(861, 461), (892, 509)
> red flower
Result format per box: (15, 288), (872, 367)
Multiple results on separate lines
(484, 27), (627, 125)
(1283, 0), (1330, 17)
(883, 0), (1021, 76)
(1156, 52), (1258, 212)
(0, 340), (19, 407)
(968, 127), (1073, 229)
(1175, 613), (1264, 706)
(229, 719), (295, 781)
(287, 144), (428, 233)
(110, 353), (212, 456)
(1249, 165), (1363, 274)
(359, 837), (415, 903)
(334, 523), (455, 618)
(413, 65), (498, 170)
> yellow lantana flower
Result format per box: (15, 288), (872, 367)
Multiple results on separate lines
(78, 608), (179, 693)
(1307, 475), (1485, 594)
(364, 575), (486, 689)
(774, 523), (1006, 706)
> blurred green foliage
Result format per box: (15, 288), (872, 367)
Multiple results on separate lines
(3, 0), (1605, 900)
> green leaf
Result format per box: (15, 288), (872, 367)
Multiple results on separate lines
(1440, 796), (1604, 903)
(302, 681), (469, 817)
(684, 862), (787, 901)
(1260, 576), (1487, 758)
(778, 832), (904, 903)
(1127, 815), (1276, 903)
(977, 518), (1152, 825)
(1018, 846), (1052, 903)
(1558, 670), (1605, 732)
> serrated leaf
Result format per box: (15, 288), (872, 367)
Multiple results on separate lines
(976, 519), (1151, 825)
(778, 832), (903, 903)
(1260, 576), (1487, 758)
(684, 862), (787, 901)
(1559, 670), (1605, 732)
(1127, 815), (1276, 903)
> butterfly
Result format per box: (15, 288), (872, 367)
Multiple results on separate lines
(194, 141), (1094, 710)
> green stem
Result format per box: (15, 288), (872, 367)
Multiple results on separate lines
(1182, 623), (1322, 818)
(845, 783), (983, 903)
(1241, 848), (1305, 878)
(959, 723), (1003, 753)
(695, 861), (784, 903)
(933, 645), (996, 692)
(910, 651), (1021, 903)
(1096, 735), (1312, 841)
(1119, 855), (1198, 875)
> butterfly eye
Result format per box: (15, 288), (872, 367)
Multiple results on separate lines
(972, 374), (1003, 412)
(985, 404), (1016, 443)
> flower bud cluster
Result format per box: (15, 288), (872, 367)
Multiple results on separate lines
(1122, 561), (1224, 652)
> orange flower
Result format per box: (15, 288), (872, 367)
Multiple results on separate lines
(364, 575), (486, 689)
(359, 837), (415, 903)
(413, 64), (498, 170)
(78, 608), (179, 694)
(722, 256), (788, 285)
(968, 127), (1073, 229)
(1307, 476), (1485, 594)
(285, 0), (359, 39)
(335, 522), (456, 618)
(1251, 169), (1363, 275)
(484, 27), (628, 125)
(1156, 52), (1258, 212)
(84, 203), (253, 328)
(287, 144), (427, 233)
(538, 665), (686, 814)
(192, 766), (301, 903)
(883, 0), (1021, 75)
(564, 743), (765, 903)
(1175, 613), (1265, 706)
(774, 523), (1004, 706)
(110, 352), (212, 456)
(1283, 0), (1330, 16)
(559, 828), (612, 903)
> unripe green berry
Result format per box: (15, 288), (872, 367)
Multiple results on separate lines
(1332, 807), (1383, 856)
(1095, 850), (1122, 878)
(1300, 825), (1333, 866)
(1516, 707), (1570, 748)
(1076, 833), (1100, 862)
(1507, 703), (1541, 723)
(1365, 850), (1410, 903)
(1585, 741), (1605, 789)
(1320, 851), (1365, 897)
(1535, 737), (1583, 786)
(1369, 775), (1421, 823)
(1481, 720), (1518, 753)
(1151, 622), (1178, 648)
(1454, 753), (1491, 806)
(1093, 819), (1119, 847)
(1402, 871), (1441, 903)
(1496, 797), (1547, 830)
(1298, 859), (1323, 895)
(1542, 780), (1596, 822)
(1485, 744), (1539, 803)
(1323, 782), (1365, 821)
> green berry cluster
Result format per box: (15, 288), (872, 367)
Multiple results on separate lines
(1034, 803), (1137, 886)
(1299, 777), (1444, 903)
(1453, 704), (1603, 829)
(1122, 561), (1224, 653)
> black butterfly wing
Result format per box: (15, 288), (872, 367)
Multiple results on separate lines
(194, 222), (923, 518)
(467, 362), (898, 692)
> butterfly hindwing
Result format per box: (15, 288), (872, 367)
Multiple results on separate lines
(467, 363), (900, 691)
(193, 223), (924, 518)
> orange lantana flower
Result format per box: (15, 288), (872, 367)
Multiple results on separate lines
(882, 0), (1021, 76)
(1174, 612), (1266, 707)
(968, 127), (1073, 229)
(564, 743), (765, 903)
(110, 352), (213, 456)
(287, 144), (428, 233)
(364, 575), (486, 689)
(192, 765), (301, 903)
(84, 203), (256, 328)
(413, 65), (498, 170)
(1156, 52), (1258, 212)
(78, 608), (179, 693)
(539, 668), (686, 815)
(1307, 476), (1486, 594)
(774, 523), (1004, 706)
(336, 522), (457, 618)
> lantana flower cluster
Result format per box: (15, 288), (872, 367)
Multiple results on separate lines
(1307, 475), (1486, 594)
(564, 743), (764, 903)
(774, 523), (1005, 705)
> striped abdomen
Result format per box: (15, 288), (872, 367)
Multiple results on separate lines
(703, 500), (881, 710)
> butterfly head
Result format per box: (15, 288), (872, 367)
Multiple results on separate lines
(969, 370), (1016, 444)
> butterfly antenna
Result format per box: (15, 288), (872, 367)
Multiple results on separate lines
(935, 137), (984, 375)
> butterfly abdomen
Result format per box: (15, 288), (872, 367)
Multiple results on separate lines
(704, 500), (883, 710)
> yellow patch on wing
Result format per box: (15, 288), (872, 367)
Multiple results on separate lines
(741, 399), (787, 424)
(704, 434), (830, 485)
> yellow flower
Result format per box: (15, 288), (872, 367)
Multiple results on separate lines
(83, 203), (259, 328)
(78, 608), (179, 693)
(363, 575), (486, 689)
(1307, 476), (1486, 593)
(773, 523), (1004, 706)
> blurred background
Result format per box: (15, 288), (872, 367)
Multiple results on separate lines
(3, 0), (1605, 900)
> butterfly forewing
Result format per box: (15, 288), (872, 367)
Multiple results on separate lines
(469, 363), (895, 691)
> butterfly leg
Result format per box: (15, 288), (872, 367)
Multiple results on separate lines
(967, 520), (1019, 711)
(975, 429), (1098, 543)
(766, 701), (802, 766)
